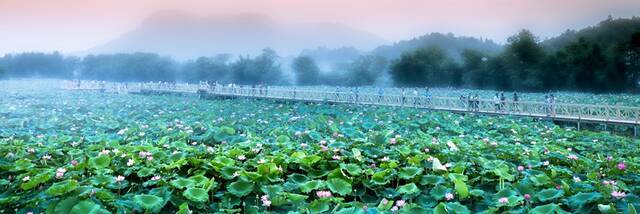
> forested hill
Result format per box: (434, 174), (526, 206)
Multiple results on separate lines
(543, 16), (640, 51)
(370, 33), (503, 60)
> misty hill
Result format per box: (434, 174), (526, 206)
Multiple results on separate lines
(371, 33), (503, 60)
(542, 16), (640, 50)
(88, 11), (387, 60)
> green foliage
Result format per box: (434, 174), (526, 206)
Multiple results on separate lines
(133, 194), (166, 213)
(0, 85), (638, 213)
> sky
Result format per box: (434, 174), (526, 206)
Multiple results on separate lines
(1, 0), (639, 55)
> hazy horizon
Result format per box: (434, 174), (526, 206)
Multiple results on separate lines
(1, 0), (640, 56)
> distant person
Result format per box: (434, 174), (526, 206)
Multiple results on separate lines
(412, 88), (419, 106)
(353, 87), (360, 103)
(550, 94), (556, 117)
(466, 94), (472, 111)
(544, 94), (551, 115)
(513, 93), (519, 112)
(424, 87), (432, 106)
(473, 94), (480, 111)
(401, 88), (406, 106)
(293, 87), (297, 98)
(500, 93), (506, 112)
(377, 87), (384, 103)
(493, 93), (501, 111)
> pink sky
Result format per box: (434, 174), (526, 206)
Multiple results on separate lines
(1, 0), (639, 54)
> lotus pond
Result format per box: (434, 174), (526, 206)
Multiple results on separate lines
(0, 85), (639, 214)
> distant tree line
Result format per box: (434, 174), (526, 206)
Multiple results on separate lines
(1, 17), (639, 93)
(390, 27), (640, 92)
(0, 49), (285, 85)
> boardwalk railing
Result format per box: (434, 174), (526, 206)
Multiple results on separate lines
(61, 81), (640, 126)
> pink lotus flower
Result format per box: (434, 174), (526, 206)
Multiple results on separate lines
(445, 193), (454, 201)
(146, 156), (154, 161)
(611, 191), (627, 199)
(395, 200), (406, 207)
(22, 176), (30, 182)
(543, 161), (550, 166)
(261, 195), (271, 207)
(607, 156), (613, 161)
(127, 159), (135, 166)
(42, 155), (52, 160)
(237, 155), (246, 161)
(115, 175), (125, 182)
(389, 138), (397, 145)
(139, 151), (152, 158)
(71, 160), (78, 166)
(390, 206), (399, 212)
(617, 162), (626, 170)
(300, 143), (308, 148)
(321, 146), (328, 151)
(498, 197), (509, 204)
(381, 156), (390, 162)
(319, 140), (327, 145)
(524, 194), (531, 200)
(332, 155), (341, 160)
(56, 168), (66, 179)
(381, 198), (389, 205)
(316, 190), (333, 198)
(567, 154), (578, 160)
(517, 166), (525, 171)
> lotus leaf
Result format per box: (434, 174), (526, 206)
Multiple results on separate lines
(183, 188), (209, 203)
(133, 194), (166, 213)
(227, 180), (254, 197)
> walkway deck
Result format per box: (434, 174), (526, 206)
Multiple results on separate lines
(62, 82), (640, 130)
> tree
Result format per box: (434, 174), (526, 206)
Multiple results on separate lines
(461, 49), (490, 88)
(231, 49), (282, 85)
(292, 56), (320, 85)
(81, 53), (176, 82)
(0, 52), (75, 78)
(345, 55), (387, 86)
(390, 46), (452, 87)
(181, 54), (231, 83)
(503, 30), (546, 91)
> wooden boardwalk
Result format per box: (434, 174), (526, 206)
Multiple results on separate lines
(62, 81), (640, 135)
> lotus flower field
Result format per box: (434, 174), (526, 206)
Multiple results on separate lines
(1, 85), (639, 213)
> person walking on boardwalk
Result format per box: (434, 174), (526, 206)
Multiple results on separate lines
(401, 88), (406, 106)
(544, 94), (551, 115)
(500, 93), (506, 112)
(512, 92), (519, 112)
(493, 93), (501, 111)
(377, 87), (384, 103)
(466, 93), (473, 111)
(354, 87), (360, 103)
(412, 87), (419, 106)
(550, 94), (556, 117)
(424, 87), (432, 106)
(473, 94), (480, 111)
